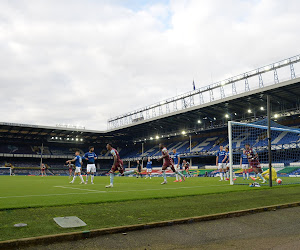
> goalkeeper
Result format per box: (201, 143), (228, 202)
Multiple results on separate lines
(261, 167), (278, 181)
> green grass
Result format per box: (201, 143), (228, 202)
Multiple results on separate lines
(0, 175), (299, 242)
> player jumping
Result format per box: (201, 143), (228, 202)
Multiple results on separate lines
(240, 149), (249, 180)
(158, 143), (185, 185)
(172, 149), (181, 182)
(216, 145), (226, 181)
(245, 143), (266, 183)
(105, 143), (135, 188)
(84, 146), (97, 184)
(145, 157), (152, 179)
(67, 150), (85, 184)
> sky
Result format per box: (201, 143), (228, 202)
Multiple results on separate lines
(0, 0), (299, 130)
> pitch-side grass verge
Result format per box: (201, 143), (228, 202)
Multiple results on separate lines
(0, 186), (299, 244)
(1, 201), (300, 249)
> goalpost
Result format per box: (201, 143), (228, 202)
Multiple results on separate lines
(228, 120), (300, 186)
(0, 167), (12, 176)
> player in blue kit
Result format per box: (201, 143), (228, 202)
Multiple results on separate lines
(84, 146), (97, 184)
(145, 157), (152, 179)
(172, 149), (181, 182)
(216, 145), (226, 181)
(66, 150), (85, 184)
(240, 149), (249, 180)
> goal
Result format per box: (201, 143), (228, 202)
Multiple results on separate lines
(0, 167), (12, 176)
(228, 119), (300, 185)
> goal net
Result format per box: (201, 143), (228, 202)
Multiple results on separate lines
(0, 167), (12, 176)
(228, 119), (300, 185)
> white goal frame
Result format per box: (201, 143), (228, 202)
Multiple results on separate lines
(0, 167), (12, 176)
(228, 121), (300, 185)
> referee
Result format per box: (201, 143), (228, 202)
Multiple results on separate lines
(136, 160), (142, 178)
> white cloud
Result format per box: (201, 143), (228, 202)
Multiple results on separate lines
(0, 0), (299, 130)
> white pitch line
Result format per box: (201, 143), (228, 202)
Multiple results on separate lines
(54, 186), (106, 193)
(107, 184), (226, 193)
(0, 192), (103, 199)
(0, 184), (229, 199)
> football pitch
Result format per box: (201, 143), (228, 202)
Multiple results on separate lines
(1, 175), (300, 242)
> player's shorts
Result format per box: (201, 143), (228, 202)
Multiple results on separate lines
(226, 163), (230, 169)
(163, 158), (173, 168)
(250, 160), (261, 168)
(146, 168), (152, 173)
(173, 164), (179, 171)
(87, 164), (96, 173)
(75, 167), (81, 173)
(241, 164), (249, 169)
(110, 160), (124, 174)
(250, 160), (262, 173)
(184, 167), (189, 171)
(218, 163), (225, 170)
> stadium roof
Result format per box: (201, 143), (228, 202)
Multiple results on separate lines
(0, 122), (113, 144)
(106, 77), (300, 141)
(0, 77), (299, 144)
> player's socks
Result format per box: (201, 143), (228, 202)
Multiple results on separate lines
(247, 172), (249, 179)
(220, 173), (223, 180)
(86, 174), (89, 183)
(175, 174), (179, 181)
(243, 172), (245, 179)
(176, 171), (185, 180)
(79, 175), (84, 182)
(226, 172), (229, 179)
(258, 173), (266, 183)
(163, 170), (167, 181)
(72, 175), (77, 183)
(123, 170), (135, 176)
(91, 175), (94, 183)
(110, 173), (114, 185)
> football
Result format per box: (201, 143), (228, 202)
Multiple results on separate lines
(276, 178), (282, 184)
